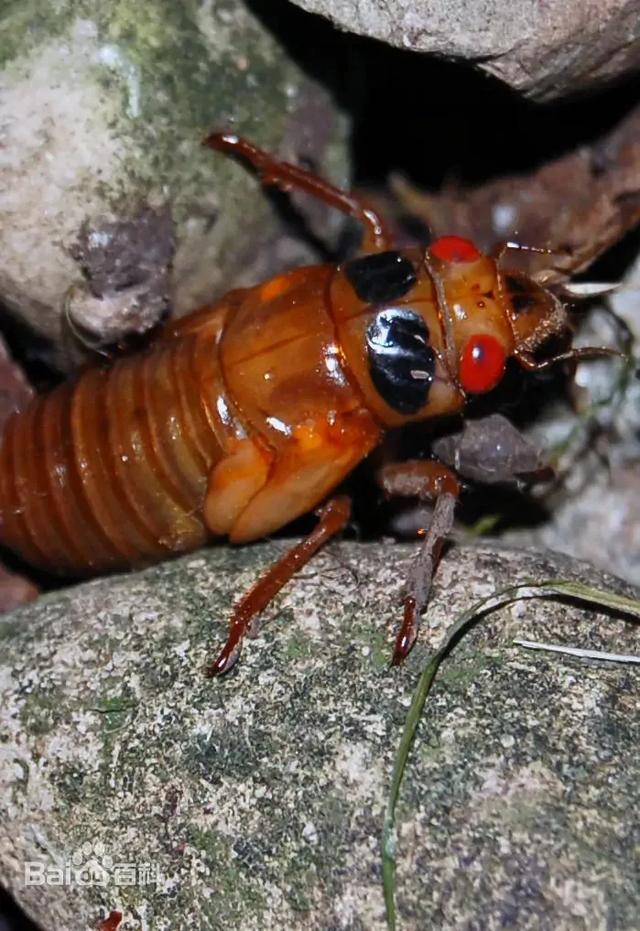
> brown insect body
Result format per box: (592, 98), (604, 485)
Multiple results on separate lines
(0, 304), (224, 574)
(0, 133), (617, 672)
(0, 244), (562, 574)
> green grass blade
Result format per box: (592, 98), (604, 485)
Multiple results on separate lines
(382, 577), (640, 930)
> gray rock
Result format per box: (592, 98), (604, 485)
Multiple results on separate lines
(0, 1), (347, 368)
(506, 456), (640, 586)
(1, 541), (639, 929)
(290, 0), (640, 99)
(504, 258), (640, 586)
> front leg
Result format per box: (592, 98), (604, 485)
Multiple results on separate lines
(207, 496), (352, 676)
(206, 408), (381, 675)
(377, 460), (460, 665)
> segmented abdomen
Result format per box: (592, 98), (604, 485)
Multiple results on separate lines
(0, 332), (225, 574)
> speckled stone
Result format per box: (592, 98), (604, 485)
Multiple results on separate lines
(0, 0), (347, 368)
(1, 542), (639, 930)
(289, 0), (640, 100)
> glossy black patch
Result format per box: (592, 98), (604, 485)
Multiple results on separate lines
(366, 308), (435, 414)
(345, 251), (417, 304)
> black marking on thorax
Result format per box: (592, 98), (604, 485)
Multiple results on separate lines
(345, 251), (417, 304)
(366, 308), (435, 414)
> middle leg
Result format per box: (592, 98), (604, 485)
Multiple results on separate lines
(377, 459), (460, 665)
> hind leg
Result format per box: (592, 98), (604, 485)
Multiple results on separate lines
(205, 132), (393, 253)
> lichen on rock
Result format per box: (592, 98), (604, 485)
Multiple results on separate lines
(0, 1), (348, 368)
(1, 542), (639, 929)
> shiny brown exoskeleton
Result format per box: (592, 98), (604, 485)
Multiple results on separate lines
(0, 134), (620, 674)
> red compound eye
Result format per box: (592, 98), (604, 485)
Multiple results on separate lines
(459, 334), (506, 394)
(429, 236), (481, 263)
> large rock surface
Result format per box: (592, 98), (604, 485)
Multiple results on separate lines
(0, 1), (347, 368)
(1, 542), (639, 930)
(290, 0), (640, 99)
